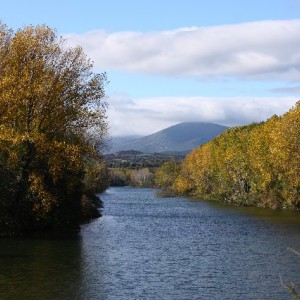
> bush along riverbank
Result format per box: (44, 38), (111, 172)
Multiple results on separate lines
(157, 102), (300, 210)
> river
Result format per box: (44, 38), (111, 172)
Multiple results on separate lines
(0, 187), (300, 299)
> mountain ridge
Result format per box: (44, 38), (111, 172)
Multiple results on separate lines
(108, 122), (228, 154)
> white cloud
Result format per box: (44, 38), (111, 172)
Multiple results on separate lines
(66, 20), (300, 80)
(107, 95), (297, 136)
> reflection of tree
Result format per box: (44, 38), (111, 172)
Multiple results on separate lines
(0, 237), (83, 300)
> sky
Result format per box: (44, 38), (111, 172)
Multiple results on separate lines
(1, 0), (300, 136)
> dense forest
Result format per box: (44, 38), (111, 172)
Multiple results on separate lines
(158, 102), (300, 209)
(0, 23), (109, 236)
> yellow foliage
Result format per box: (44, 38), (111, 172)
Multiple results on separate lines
(175, 102), (300, 209)
(0, 22), (108, 233)
(29, 172), (58, 216)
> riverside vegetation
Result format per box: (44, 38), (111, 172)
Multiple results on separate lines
(1, 22), (299, 237)
(0, 22), (109, 236)
(157, 102), (300, 210)
(106, 150), (183, 187)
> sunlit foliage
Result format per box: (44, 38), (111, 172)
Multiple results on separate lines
(159, 102), (300, 209)
(155, 161), (181, 196)
(0, 22), (108, 235)
(109, 167), (155, 188)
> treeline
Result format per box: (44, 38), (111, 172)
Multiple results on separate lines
(105, 150), (184, 169)
(157, 102), (300, 209)
(0, 23), (109, 236)
(106, 151), (184, 188)
(110, 168), (155, 187)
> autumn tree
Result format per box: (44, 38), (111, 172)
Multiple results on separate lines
(163, 101), (300, 209)
(130, 168), (154, 187)
(156, 161), (181, 196)
(0, 22), (108, 235)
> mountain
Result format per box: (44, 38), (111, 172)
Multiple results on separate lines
(108, 122), (228, 154)
(108, 135), (141, 147)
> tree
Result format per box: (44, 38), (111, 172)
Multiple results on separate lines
(83, 160), (110, 195)
(156, 161), (181, 196)
(0, 23), (108, 235)
(172, 102), (300, 209)
(130, 168), (154, 187)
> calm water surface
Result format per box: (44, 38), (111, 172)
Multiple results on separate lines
(0, 187), (300, 299)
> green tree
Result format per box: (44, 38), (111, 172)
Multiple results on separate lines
(83, 160), (110, 195)
(156, 161), (181, 196)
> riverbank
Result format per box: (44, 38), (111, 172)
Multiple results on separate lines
(156, 103), (300, 210)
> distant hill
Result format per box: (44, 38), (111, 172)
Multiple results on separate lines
(108, 122), (228, 153)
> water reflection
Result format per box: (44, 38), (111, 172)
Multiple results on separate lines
(0, 237), (83, 300)
(79, 188), (300, 299)
(0, 187), (300, 299)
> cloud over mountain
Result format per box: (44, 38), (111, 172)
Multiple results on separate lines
(66, 20), (300, 80)
(65, 20), (300, 137)
(108, 95), (297, 136)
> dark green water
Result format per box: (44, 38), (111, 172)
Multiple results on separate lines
(0, 187), (300, 299)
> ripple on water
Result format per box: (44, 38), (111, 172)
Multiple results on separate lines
(0, 187), (300, 300)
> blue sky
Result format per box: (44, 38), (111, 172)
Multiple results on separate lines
(2, 0), (300, 136)
(3, 0), (300, 32)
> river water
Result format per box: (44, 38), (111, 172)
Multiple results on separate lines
(0, 187), (300, 299)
